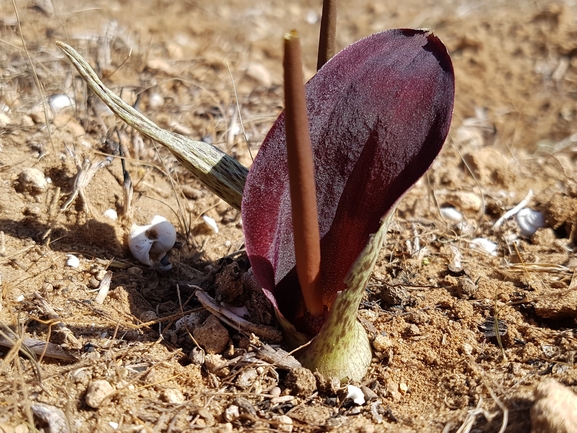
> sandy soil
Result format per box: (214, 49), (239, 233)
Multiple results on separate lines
(0, 0), (576, 432)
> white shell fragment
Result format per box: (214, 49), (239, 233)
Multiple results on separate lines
(202, 215), (219, 234)
(439, 207), (463, 222)
(469, 238), (498, 256)
(346, 385), (366, 405)
(49, 94), (74, 113)
(103, 208), (118, 220)
(129, 215), (176, 268)
(516, 208), (546, 237)
(66, 254), (80, 268)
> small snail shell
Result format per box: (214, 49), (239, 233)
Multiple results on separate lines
(516, 208), (545, 238)
(129, 215), (176, 267)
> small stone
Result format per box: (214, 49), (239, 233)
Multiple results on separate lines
(224, 405), (240, 422)
(531, 379), (577, 433)
(284, 367), (317, 397)
(175, 311), (208, 331)
(271, 415), (293, 432)
(361, 386), (378, 401)
(380, 284), (409, 306)
(140, 311), (157, 322)
(405, 324), (421, 336)
(16, 168), (47, 196)
(444, 191), (483, 212)
(532, 228), (556, 246)
(31, 403), (67, 433)
(85, 380), (115, 408)
(399, 382), (409, 394)
(193, 315), (230, 354)
(372, 334), (393, 352)
(462, 343), (474, 355)
(197, 408), (214, 424)
(161, 388), (185, 404)
(235, 367), (258, 390)
(126, 267), (143, 275)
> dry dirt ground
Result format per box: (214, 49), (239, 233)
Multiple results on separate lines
(1, 0), (577, 432)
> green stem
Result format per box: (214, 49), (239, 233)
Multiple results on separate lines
(283, 31), (324, 319)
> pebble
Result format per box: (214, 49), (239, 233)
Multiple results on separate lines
(235, 367), (258, 389)
(361, 386), (379, 401)
(192, 315), (230, 354)
(85, 380), (115, 408)
(372, 334), (394, 352)
(531, 379), (577, 433)
(175, 312), (207, 331)
(161, 388), (185, 404)
(140, 311), (157, 322)
(271, 414), (293, 432)
(31, 403), (68, 433)
(224, 405), (240, 422)
(284, 367), (317, 397)
(17, 168), (48, 196)
(443, 191), (483, 212)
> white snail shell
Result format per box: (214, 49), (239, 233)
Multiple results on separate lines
(516, 208), (546, 238)
(469, 238), (498, 256)
(129, 215), (176, 266)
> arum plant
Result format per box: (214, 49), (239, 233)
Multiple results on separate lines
(242, 29), (454, 380)
(56, 12), (454, 382)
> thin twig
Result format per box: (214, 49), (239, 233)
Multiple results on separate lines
(194, 288), (282, 342)
(493, 189), (533, 230)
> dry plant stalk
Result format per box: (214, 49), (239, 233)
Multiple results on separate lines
(56, 42), (247, 210)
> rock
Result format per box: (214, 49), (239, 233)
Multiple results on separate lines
(380, 284), (409, 306)
(224, 405), (240, 422)
(443, 191), (483, 212)
(534, 286), (577, 320)
(235, 367), (258, 389)
(31, 403), (68, 433)
(16, 168), (47, 196)
(85, 379), (115, 409)
(270, 415), (293, 432)
(193, 315), (230, 354)
(284, 367), (317, 397)
(531, 379), (577, 433)
(161, 388), (185, 404)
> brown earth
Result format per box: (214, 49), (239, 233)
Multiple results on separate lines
(1, 0), (577, 432)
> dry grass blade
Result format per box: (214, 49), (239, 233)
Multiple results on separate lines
(195, 289), (282, 342)
(55, 42), (247, 210)
(0, 333), (77, 362)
